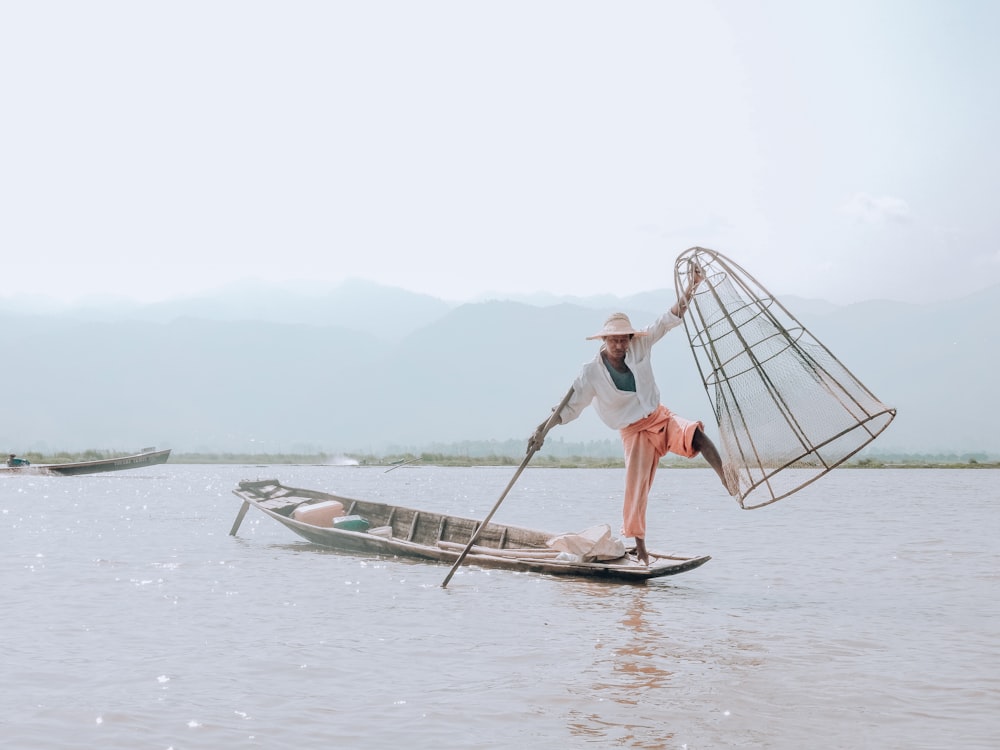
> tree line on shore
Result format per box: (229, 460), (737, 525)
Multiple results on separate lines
(15, 449), (1000, 469)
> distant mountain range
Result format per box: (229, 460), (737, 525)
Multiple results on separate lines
(3, 279), (998, 457)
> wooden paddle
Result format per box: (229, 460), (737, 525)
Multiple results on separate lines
(229, 500), (251, 536)
(440, 386), (574, 588)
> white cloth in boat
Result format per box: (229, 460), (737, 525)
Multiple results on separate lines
(546, 524), (627, 562)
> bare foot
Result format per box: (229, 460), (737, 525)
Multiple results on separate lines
(723, 466), (740, 497)
(634, 537), (649, 566)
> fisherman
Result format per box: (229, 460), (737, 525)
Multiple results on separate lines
(529, 265), (735, 565)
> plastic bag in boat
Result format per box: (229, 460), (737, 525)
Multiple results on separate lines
(546, 524), (626, 562)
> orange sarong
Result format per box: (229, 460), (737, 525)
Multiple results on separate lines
(619, 405), (702, 539)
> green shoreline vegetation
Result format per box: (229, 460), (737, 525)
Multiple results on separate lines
(13, 449), (1000, 469)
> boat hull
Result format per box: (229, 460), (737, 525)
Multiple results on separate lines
(232, 479), (710, 583)
(2, 449), (171, 476)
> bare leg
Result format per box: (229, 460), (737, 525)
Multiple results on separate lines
(692, 428), (738, 495)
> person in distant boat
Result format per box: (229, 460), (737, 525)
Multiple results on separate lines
(529, 265), (734, 565)
(7, 453), (30, 467)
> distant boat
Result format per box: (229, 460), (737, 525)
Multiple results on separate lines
(230, 479), (711, 582)
(2, 448), (171, 476)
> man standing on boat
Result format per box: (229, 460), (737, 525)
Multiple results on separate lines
(529, 265), (734, 565)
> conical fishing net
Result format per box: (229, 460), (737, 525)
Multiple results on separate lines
(675, 247), (896, 509)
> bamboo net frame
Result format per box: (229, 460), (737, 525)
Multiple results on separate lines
(675, 247), (896, 509)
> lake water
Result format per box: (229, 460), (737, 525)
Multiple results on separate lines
(2, 465), (997, 749)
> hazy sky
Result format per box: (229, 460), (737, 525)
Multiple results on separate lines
(3, 1), (997, 305)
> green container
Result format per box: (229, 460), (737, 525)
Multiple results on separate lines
(333, 515), (370, 532)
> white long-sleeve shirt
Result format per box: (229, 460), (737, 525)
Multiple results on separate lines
(559, 311), (683, 430)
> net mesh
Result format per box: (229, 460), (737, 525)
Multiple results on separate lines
(676, 247), (896, 509)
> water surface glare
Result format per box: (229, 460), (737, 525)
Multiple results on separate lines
(2, 465), (997, 748)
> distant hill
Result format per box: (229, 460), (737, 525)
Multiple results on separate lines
(2, 279), (453, 342)
(2, 280), (997, 456)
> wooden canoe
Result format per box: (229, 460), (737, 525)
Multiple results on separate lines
(1, 448), (171, 476)
(230, 479), (710, 582)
